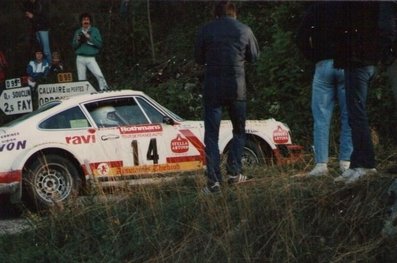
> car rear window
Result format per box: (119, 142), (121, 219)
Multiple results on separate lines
(39, 106), (90, 129)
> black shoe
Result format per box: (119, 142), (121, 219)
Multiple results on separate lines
(202, 182), (221, 194)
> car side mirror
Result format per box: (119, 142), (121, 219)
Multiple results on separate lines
(163, 116), (174, 125)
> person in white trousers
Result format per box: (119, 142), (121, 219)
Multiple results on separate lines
(72, 12), (108, 91)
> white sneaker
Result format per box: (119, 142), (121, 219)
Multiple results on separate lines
(339, 160), (350, 173)
(202, 182), (221, 194)
(227, 174), (247, 184)
(308, 163), (328, 177)
(334, 168), (356, 182)
(334, 168), (377, 183)
(345, 168), (377, 184)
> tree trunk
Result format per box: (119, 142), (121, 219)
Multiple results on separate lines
(147, 0), (156, 63)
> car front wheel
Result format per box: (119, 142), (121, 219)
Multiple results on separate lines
(242, 139), (267, 167)
(23, 154), (81, 210)
(222, 138), (272, 170)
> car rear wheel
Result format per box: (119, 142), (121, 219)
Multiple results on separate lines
(23, 154), (81, 210)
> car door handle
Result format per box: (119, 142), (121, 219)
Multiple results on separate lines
(101, 134), (120, 141)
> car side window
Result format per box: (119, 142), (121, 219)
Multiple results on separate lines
(39, 106), (90, 129)
(136, 97), (165, 124)
(85, 97), (149, 127)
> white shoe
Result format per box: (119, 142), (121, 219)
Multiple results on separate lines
(345, 168), (377, 184)
(227, 174), (247, 184)
(334, 168), (377, 183)
(308, 163), (328, 177)
(334, 168), (356, 182)
(339, 160), (350, 173)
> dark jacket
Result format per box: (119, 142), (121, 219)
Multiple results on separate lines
(332, 1), (381, 68)
(296, 2), (338, 63)
(194, 16), (259, 105)
(24, 0), (49, 31)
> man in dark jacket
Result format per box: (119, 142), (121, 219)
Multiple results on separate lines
(24, 0), (51, 62)
(333, 2), (391, 183)
(194, 1), (259, 193)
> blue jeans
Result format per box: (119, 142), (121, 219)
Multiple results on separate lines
(344, 66), (376, 168)
(312, 59), (352, 163)
(204, 100), (246, 184)
(36, 31), (51, 63)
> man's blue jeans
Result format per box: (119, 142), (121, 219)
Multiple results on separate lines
(204, 100), (246, 184)
(36, 31), (51, 62)
(344, 66), (376, 169)
(312, 59), (352, 163)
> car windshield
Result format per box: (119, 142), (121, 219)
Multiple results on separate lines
(141, 95), (184, 122)
(2, 101), (61, 127)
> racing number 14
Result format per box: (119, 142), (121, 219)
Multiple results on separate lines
(131, 138), (159, 165)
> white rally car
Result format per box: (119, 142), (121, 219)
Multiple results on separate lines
(0, 90), (303, 209)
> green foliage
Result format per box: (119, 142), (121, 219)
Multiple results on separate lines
(246, 2), (313, 145)
(1, 1), (397, 147)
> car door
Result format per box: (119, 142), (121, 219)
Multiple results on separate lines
(39, 105), (123, 180)
(83, 95), (205, 179)
(133, 96), (205, 174)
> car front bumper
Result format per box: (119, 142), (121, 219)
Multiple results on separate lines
(273, 144), (304, 165)
(0, 182), (20, 194)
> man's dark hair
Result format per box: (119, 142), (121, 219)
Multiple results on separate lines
(213, 1), (236, 18)
(79, 12), (93, 23)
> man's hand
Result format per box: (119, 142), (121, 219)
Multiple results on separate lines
(25, 11), (33, 19)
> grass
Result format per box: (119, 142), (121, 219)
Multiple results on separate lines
(1, 145), (397, 262)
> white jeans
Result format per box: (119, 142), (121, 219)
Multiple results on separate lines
(76, 55), (108, 91)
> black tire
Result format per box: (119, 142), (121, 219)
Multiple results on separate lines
(23, 154), (81, 210)
(242, 139), (266, 167)
(222, 138), (272, 170)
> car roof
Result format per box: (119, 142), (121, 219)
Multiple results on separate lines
(44, 89), (146, 108)
(3, 89), (185, 128)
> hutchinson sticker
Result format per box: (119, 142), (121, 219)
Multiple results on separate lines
(90, 161), (122, 176)
(97, 163), (110, 176)
(273, 126), (289, 144)
(171, 135), (189, 153)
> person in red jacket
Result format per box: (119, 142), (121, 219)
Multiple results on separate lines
(0, 50), (8, 90)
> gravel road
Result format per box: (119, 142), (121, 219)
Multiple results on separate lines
(0, 204), (31, 235)
(0, 218), (31, 235)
